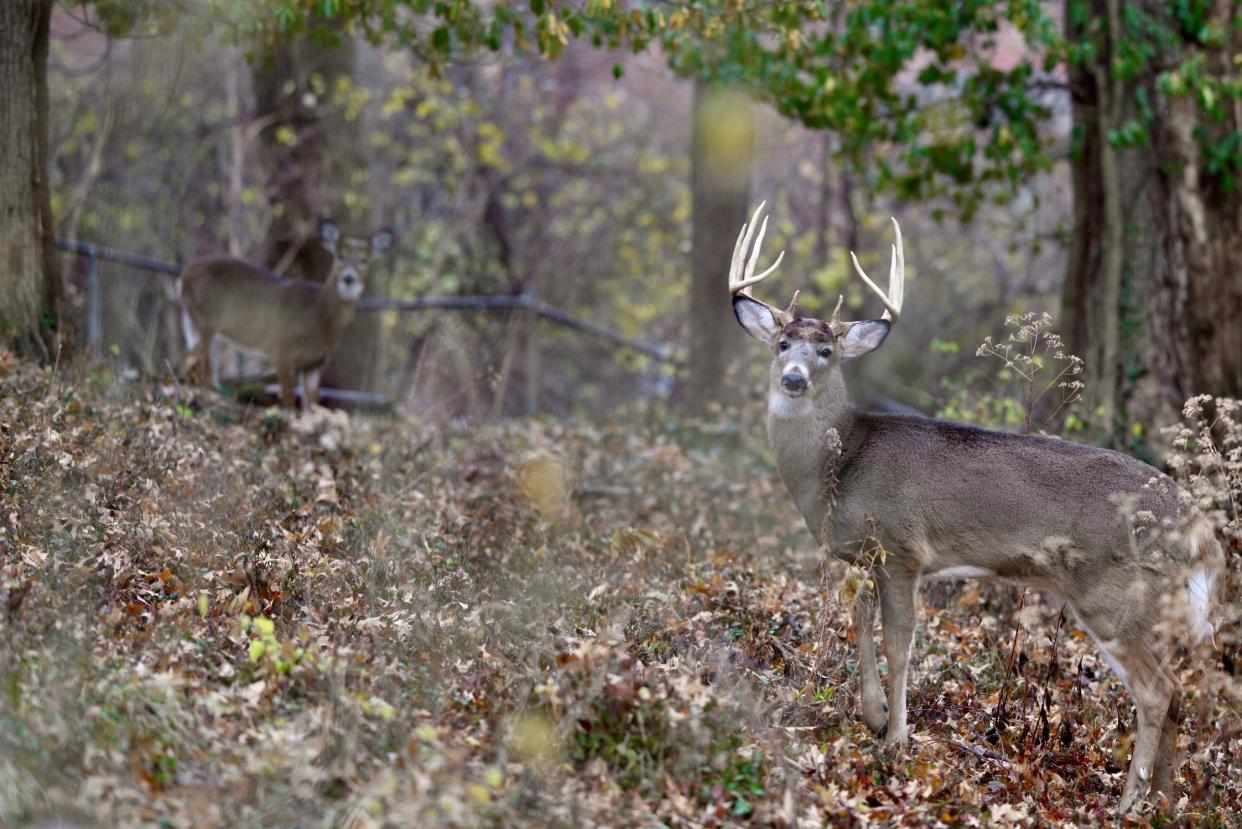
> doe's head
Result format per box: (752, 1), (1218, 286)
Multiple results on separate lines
(730, 202), (903, 400)
(319, 219), (395, 301)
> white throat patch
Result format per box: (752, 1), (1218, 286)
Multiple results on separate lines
(768, 392), (814, 418)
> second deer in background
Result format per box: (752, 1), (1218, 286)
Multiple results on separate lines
(178, 220), (393, 408)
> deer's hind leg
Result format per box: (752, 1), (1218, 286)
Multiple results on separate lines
(1099, 636), (1175, 812)
(180, 301), (212, 387)
(1076, 588), (1182, 811)
(1151, 668), (1182, 798)
(187, 331), (215, 388)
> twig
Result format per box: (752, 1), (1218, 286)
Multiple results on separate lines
(1036, 607), (1067, 745)
(992, 589), (1027, 734)
(927, 735), (1012, 767)
(164, 359), (181, 437)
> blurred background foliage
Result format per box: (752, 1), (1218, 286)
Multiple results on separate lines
(48, 0), (1070, 426)
(30, 0), (1238, 444)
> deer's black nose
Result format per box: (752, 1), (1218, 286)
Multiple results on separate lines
(781, 372), (807, 393)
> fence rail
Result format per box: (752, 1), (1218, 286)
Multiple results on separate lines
(57, 238), (678, 366)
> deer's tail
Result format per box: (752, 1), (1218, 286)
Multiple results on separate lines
(1186, 518), (1225, 644)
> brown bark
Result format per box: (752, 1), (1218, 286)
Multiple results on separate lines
(1062, 0), (1242, 449)
(815, 133), (833, 266)
(252, 36), (362, 280)
(0, 0), (62, 359)
(250, 33), (382, 393)
(681, 82), (753, 416)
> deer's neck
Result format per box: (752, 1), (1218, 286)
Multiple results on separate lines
(319, 284), (357, 344)
(765, 369), (855, 542)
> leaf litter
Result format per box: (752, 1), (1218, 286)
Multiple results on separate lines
(1, 363), (1239, 827)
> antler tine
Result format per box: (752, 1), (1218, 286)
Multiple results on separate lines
(730, 201), (786, 295)
(889, 217), (904, 317)
(729, 202), (761, 294)
(728, 214), (752, 292)
(847, 217), (904, 322)
(785, 289), (801, 319)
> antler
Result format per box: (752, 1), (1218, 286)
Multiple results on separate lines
(831, 217), (904, 335)
(730, 202), (798, 325)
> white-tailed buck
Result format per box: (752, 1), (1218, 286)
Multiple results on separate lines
(179, 220), (393, 408)
(730, 203), (1222, 812)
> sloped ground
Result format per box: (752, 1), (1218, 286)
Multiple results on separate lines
(1, 363), (1238, 828)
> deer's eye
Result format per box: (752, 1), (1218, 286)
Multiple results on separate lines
(778, 340), (790, 352)
(819, 347), (832, 359)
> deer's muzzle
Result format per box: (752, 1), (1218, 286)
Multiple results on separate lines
(781, 371), (808, 395)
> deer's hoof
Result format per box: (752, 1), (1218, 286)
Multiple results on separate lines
(863, 710), (888, 735)
(1117, 786), (1142, 815)
(883, 727), (908, 748)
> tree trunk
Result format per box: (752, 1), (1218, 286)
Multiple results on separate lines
(815, 133), (834, 266)
(250, 34), (381, 395)
(681, 82), (754, 416)
(0, 0), (62, 359)
(1062, 0), (1242, 451)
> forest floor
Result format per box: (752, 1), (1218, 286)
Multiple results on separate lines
(2, 361), (1239, 828)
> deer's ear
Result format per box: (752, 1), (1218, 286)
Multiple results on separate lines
(733, 296), (780, 344)
(319, 219), (341, 251)
(839, 320), (890, 359)
(371, 228), (395, 252)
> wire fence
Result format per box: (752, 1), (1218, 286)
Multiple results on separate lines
(57, 239), (679, 414)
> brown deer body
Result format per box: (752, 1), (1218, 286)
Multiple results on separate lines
(179, 221), (392, 408)
(730, 203), (1221, 813)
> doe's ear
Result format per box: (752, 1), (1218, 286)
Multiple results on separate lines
(733, 296), (780, 344)
(319, 219), (341, 252)
(371, 228), (395, 252)
(840, 320), (891, 359)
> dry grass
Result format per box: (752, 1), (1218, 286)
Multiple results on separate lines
(1, 361), (1239, 827)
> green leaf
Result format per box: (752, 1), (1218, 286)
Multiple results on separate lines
(432, 25), (451, 53)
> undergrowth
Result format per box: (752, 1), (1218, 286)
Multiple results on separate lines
(0, 360), (1238, 827)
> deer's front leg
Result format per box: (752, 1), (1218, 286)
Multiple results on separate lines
(302, 369), (321, 409)
(879, 573), (919, 746)
(853, 586), (888, 735)
(277, 365), (297, 409)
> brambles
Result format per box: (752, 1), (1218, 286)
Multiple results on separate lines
(1166, 395), (1242, 551)
(975, 312), (1086, 434)
(937, 312), (1086, 433)
(1164, 395), (1241, 683)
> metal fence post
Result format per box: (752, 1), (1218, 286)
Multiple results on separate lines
(86, 249), (101, 355)
(525, 307), (539, 415)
